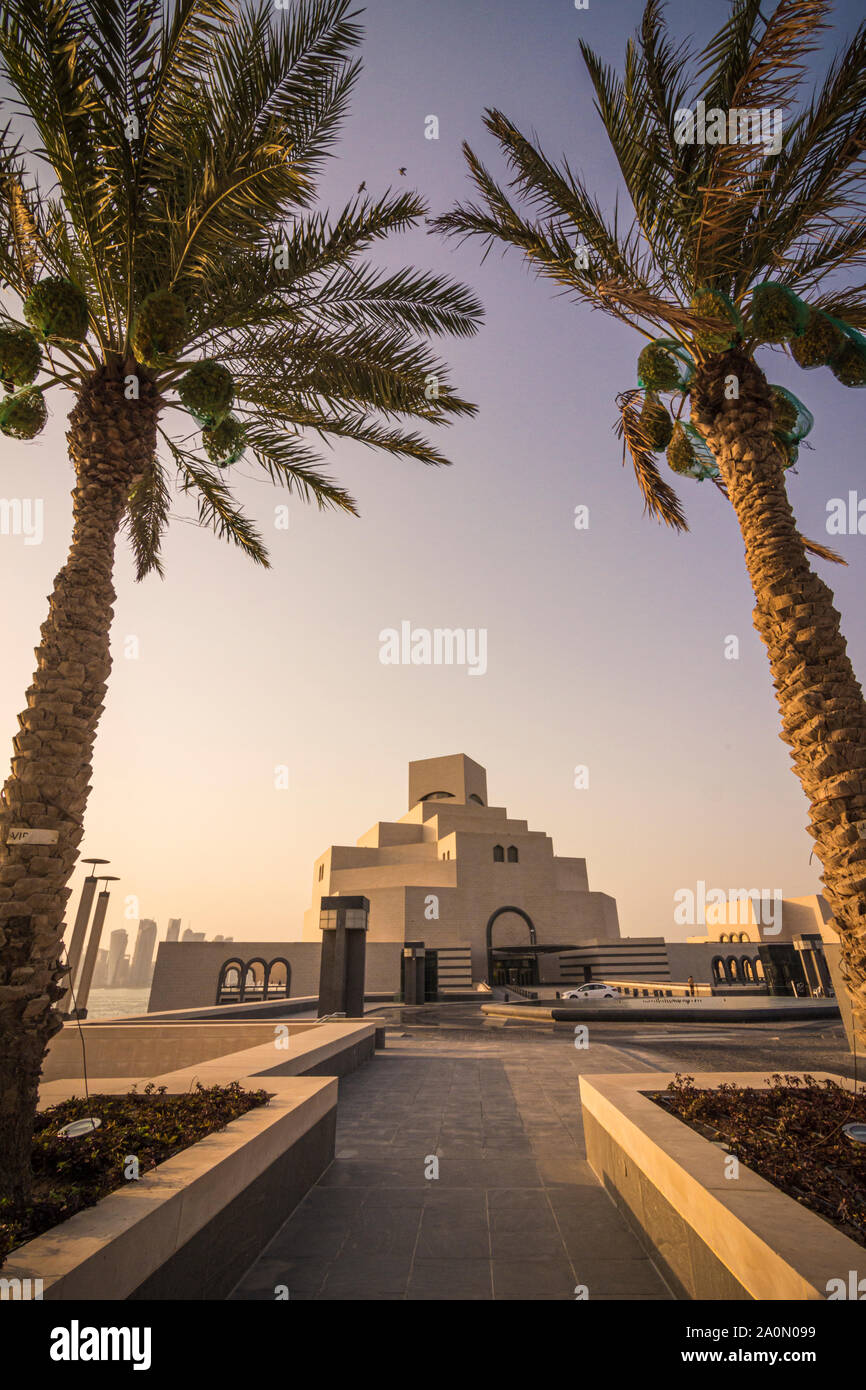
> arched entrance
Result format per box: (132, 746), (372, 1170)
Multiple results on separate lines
(265, 958), (291, 999)
(216, 958), (244, 1004)
(486, 906), (538, 987)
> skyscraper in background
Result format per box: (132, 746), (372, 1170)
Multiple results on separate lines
(91, 948), (109, 990)
(130, 919), (158, 987)
(166, 919), (181, 942)
(106, 929), (128, 988)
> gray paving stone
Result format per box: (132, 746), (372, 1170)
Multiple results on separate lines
(342, 1206), (422, 1255)
(228, 1255), (329, 1300)
(321, 1254), (412, 1296)
(492, 1257), (577, 1300)
(362, 1186), (428, 1210)
(417, 1209), (489, 1259)
(230, 1023), (671, 1302)
(577, 1258), (675, 1297)
(408, 1259), (493, 1299)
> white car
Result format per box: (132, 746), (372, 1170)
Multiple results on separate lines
(561, 983), (620, 1000)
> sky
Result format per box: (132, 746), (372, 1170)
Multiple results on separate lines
(1, 0), (864, 952)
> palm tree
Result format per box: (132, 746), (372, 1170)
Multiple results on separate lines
(0, 0), (481, 1210)
(435, 0), (866, 1042)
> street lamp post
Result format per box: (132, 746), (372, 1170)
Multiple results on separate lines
(58, 858), (110, 1015)
(73, 875), (120, 1018)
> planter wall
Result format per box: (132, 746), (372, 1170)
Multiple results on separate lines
(3, 1067), (338, 1300)
(130, 1102), (335, 1300)
(580, 1070), (864, 1301)
(43, 1017), (381, 1084)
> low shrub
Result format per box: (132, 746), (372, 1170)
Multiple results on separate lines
(652, 1073), (866, 1248)
(0, 1080), (271, 1264)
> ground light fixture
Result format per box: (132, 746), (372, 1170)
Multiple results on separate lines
(842, 1122), (866, 1144)
(56, 1117), (102, 1139)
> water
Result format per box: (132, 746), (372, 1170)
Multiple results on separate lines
(83, 988), (151, 1020)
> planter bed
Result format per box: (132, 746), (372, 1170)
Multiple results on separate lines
(0, 1061), (337, 1301)
(0, 1081), (270, 1266)
(579, 1070), (865, 1300)
(652, 1072), (865, 1250)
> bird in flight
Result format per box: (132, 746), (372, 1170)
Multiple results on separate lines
(358, 181), (366, 192)
(398, 167), (407, 176)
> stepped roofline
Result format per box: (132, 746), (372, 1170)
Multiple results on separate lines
(408, 754), (488, 809)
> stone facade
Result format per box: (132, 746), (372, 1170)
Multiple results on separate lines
(301, 754), (620, 984)
(148, 940), (401, 1013)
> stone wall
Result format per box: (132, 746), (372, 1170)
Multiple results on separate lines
(148, 939), (402, 1012)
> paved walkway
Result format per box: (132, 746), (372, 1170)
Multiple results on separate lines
(230, 1023), (673, 1301)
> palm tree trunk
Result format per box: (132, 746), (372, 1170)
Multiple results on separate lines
(0, 357), (159, 1209)
(692, 349), (866, 1046)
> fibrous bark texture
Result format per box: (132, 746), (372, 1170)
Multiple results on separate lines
(0, 358), (160, 1206)
(692, 349), (866, 1046)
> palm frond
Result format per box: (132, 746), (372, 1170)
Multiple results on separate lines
(242, 421), (359, 513)
(1, 0), (478, 574)
(597, 279), (720, 337)
(615, 389), (688, 531)
(807, 286), (866, 331)
(139, 0), (364, 296)
(751, 20), (866, 287)
(433, 151), (655, 334)
(183, 190), (442, 347)
(693, 0), (831, 281)
(162, 433), (270, 566)
(0, 121), (41, 294)
(138, 0), (235, 173)
(227, 318), (476, 424)
(579, 21), (691, 290)
(696, 0), (765, 110)
(124, 456), (171, 580)
(800, 533), (846, 565)
(0, 0), (122, 344)
(254, 405), (460, 470)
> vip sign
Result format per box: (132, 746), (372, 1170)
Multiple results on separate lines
(8, 827), (59, 846)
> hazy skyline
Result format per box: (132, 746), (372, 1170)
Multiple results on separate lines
(2, 0), (864, 948)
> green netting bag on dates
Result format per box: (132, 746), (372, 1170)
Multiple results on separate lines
(637, 338), (695, 392)
(829, 320), (866, 388)
(769, 385), (813, 444)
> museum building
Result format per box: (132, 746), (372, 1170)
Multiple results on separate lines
(149, 754), (627, 1009)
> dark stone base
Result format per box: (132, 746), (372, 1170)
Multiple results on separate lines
(303, 1034), (375, 1077)
(128, 1108), (337, 1301)
(551, 1004), (839, 1023)
(256, 1032), (376, 1080)
(583, 1110), (748, 1300)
